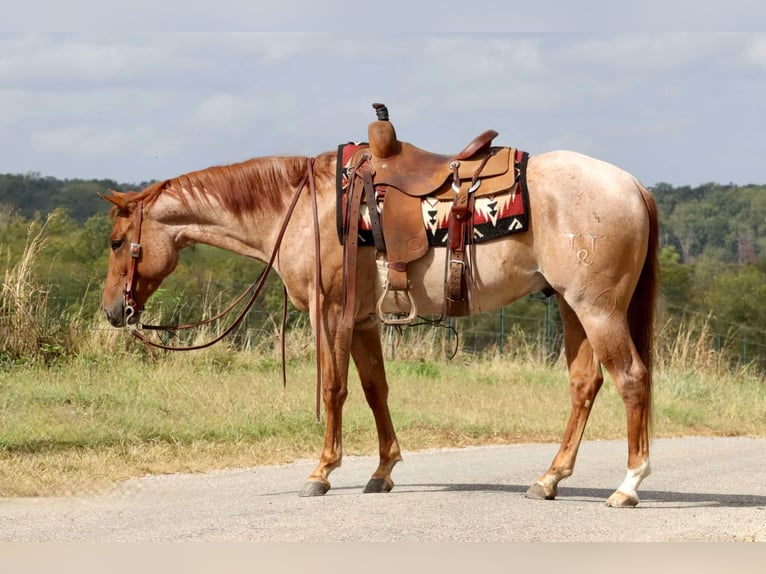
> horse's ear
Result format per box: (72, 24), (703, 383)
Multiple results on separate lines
(98, 190), (130, 212)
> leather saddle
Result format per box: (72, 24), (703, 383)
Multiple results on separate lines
(343, 103), (521, 326)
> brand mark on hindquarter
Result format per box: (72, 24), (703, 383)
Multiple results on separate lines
(563, 233), (604, 265)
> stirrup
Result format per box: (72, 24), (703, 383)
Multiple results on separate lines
(376, 283), (418, 325)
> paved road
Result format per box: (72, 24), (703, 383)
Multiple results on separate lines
(1, 437), (764, 542)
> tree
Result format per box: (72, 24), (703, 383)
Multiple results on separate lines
(658, 245), (693, 310)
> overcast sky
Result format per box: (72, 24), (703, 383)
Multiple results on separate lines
(1, 31), (765, 188)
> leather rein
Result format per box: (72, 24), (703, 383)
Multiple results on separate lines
(122, 157), (324, 416)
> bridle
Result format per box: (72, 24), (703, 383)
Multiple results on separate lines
(122, 158), (321, 355)
(119, 157), (323, 418)
(120, 157), (323, 416)
(123, 199), (144, 324)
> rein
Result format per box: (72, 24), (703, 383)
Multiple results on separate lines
(125, 158), (324, 417)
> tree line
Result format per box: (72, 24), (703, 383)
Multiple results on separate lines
(2, 172), (766, 367)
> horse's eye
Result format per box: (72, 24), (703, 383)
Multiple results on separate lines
(110, 239), (124, 251)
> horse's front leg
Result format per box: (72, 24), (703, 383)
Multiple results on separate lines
(300, 307), (352, 497)
(350, 317), (402, 493)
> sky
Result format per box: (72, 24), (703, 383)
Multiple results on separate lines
(1, 30), (765, 188)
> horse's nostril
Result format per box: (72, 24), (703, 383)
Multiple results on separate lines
(104, 306), (125, 328)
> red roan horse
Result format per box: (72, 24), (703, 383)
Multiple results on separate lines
(101, 113), (658, 507)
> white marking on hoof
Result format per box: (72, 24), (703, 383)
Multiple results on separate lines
(614, 460), (651, 504)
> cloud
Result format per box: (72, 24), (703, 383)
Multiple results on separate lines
(424, 36), (545, 76)
(30, 124), (174, 157)
(191, 94), (265, 132)
(1, 33), (765, 186)
(745, 36), (766, 67)
(0, 35), (172, 90)
(0, 89), (28, 126)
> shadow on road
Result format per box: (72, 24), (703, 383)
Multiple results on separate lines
(312, 482), (766, 509)
(394, 483), (766, 508)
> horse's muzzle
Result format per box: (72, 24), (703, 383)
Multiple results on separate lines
(103, 301), (141, 328)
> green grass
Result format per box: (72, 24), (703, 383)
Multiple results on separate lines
(1, 345), (764, 497)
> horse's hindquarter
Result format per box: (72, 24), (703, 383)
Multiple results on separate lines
(527, 151), (650, 312)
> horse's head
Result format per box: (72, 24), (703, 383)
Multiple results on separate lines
(100, 190), (180, 327)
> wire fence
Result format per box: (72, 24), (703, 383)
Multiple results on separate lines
(7, 291), (766, 373)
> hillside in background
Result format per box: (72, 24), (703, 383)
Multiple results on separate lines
(0, 173), (145, 224)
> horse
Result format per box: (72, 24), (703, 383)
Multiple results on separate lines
(101, 134), (658, 508)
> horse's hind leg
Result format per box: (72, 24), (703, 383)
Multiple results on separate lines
(578, 310), (652, 507)
(527, 296), (604, 501)
(350, 317), (402, 493)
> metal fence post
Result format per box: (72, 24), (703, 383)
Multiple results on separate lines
(499, 307), (505, 354)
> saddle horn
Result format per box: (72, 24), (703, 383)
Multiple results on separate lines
(369, 103), (400, 158)
(372, 103), (389, 121)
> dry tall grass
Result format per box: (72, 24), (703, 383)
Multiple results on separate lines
(2, 330), (764, 498)
(1, 212), (60, 361)
(656, 314), (756, 378)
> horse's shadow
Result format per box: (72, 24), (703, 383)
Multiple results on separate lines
(322, 482), (766, 509)
(391, 482), (766, 508)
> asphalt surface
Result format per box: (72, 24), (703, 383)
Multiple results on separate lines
(1, 437), (765, 542)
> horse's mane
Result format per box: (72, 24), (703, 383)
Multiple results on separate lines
(135, 153), (334, 216)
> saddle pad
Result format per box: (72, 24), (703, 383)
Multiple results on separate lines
(335, 142), (530, 247)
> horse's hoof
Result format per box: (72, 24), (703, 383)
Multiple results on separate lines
(299, 480), (330, 497)
(605, 490), (639, 508)
(363, 477), (394, 493)
(525, 481), (557, 500)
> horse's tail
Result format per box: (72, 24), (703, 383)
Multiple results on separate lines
(629, 180), (659, 422)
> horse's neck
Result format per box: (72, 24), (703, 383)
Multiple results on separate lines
(154, 185), (292, 262)
(152, 154), (335, 306)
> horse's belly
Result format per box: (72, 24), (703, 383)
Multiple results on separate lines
(375, 242), (544, 316)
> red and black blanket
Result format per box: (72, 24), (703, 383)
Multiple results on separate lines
(335, 142), (530, 247)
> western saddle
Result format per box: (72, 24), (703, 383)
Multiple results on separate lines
(342, 103), (521, 327)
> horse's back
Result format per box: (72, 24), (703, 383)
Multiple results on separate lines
(528, 150), (646, 210)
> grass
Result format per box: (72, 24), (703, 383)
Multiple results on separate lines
(1, 337), (764, 497)
(1, 213), (59, 361)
